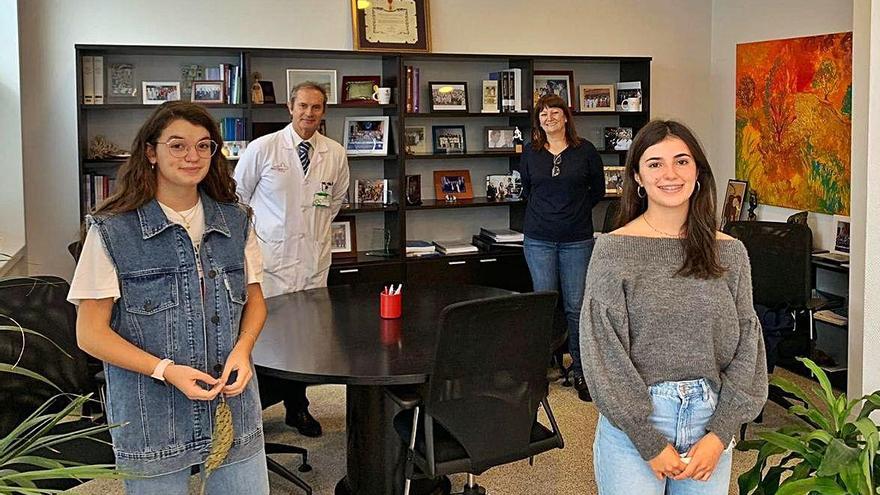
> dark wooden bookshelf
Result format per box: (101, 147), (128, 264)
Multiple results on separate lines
(407, 197), (523, 210)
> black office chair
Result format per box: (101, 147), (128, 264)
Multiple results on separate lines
(0, 276), (114, 490)
(257, 375), (313, 494)
(387, 292), (564, 495)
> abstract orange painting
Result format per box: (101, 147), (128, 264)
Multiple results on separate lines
(735, 32), (852, 215)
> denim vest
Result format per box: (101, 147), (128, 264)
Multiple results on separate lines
(90, 193), (263, 476)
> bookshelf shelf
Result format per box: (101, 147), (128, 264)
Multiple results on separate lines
(406, 151), (521, 160)
(407, 198), (524, 210)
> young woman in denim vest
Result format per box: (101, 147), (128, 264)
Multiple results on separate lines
(581, 120), (767, 494)
(68, 102), (270, 494)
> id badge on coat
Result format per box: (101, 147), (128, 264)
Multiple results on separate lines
(313, 181), (333, 208)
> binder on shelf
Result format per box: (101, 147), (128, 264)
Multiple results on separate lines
(413, 67), (420, 112)
(433, 239), (479, 255)
(82, 56), (95, 104)
(479, 227), (524, 243)
(93, 56), (104, 104)
(406, 66), (413, 113)
(472, 234), (524, 252)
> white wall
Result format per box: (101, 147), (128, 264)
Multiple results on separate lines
(0, 0), (25, 267)
(709, 0), (853, 249)
(18, 0), (713, 277)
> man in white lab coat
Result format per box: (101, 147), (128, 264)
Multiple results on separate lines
(235, 82), (349, 437)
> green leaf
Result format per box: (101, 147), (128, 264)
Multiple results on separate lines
(776, 476), (847, 495)
(816, 438), (861, 477)
(738, 440), (786, 493)
(772, 375), (829, 415)
(0, 326), (72, 359)
(857, 392), (880, 420)
(759, 431), (810, 456)
(798, 357), (837, 407)
(0, 365), (61, 393)
(788, 404), (832, 432)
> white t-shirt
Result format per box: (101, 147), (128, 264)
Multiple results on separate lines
(68, 200), (263, 305)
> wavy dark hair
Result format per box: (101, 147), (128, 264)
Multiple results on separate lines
(92, 101), (237, 217)
(530, 94), (582, 150)
(615, 120), (724, 279)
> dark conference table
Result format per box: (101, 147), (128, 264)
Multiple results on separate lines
(252, 283), (513, 495)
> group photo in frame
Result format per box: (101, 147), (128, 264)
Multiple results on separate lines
(720, 179), (749, 232)
(331, 216), (358, 259)
(343, 116), (390, 156)
(533, 70), (575, 108)
(350, 0), (431, 53)
(433, 169), (473, 200)
(579, 84), (615, 112)
(432, 125), (466, 153)
(341, 75), (381, 105)
(484, 126), (516, 152)
(404, 125), (428, 154)
(191, 80), (224, 104)
(286, 69), (337, 105)
(603, 166), (625, 195)
(142, 81), (180, 105)
(429, 81), (468, 112)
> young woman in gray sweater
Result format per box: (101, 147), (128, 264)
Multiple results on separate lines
(580, 120), (767, 494)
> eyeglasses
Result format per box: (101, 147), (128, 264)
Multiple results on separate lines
(551, 153), (562, 177)
(155, 139), (218, 159)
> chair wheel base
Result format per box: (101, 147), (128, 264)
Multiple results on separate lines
(299, 463), (313, 472)
(460, 483), (486, 495)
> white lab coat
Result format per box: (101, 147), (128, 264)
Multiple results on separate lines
(234, 124), (350, 298)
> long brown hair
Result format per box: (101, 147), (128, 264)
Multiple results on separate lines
(93, 101), (237, 217)
(530, 95), (582, 150)
(616, 120), (724, 279)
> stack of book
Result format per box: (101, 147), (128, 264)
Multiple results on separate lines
(488, 68), (525, 113)
(404, 65), (421, 112)
(433, 239), (479, 255)
(406, 240), (439, 258)
(480, 227), (524, 243)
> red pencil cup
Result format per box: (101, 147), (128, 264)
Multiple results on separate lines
(380, 318), (402, 345)
(380, 291), (402, 319)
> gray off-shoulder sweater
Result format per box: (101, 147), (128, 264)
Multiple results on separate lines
(580, 234), (768, 460)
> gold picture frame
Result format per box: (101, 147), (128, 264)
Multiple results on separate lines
(351, 0), (431, 53)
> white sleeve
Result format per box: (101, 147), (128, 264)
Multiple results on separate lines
(245, 223), (263, 285)
(234, 142), (261, 205)
(67, 225), (120, 305)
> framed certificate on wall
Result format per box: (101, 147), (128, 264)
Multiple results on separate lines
(351, 0), (431, 53)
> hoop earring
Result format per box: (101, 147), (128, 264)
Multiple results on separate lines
(637, 185), (646, 198)
(695, 180), (701, 192)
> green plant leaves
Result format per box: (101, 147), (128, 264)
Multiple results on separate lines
(775, 477), (847, 495)
(817, 438), (860, 477)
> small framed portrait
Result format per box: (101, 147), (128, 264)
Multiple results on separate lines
(341, 75), (381, 105)
(331, 216), (358, 259)
(429, 81), (468, 112)
(405, 174), (422, 206)
(720, 179), (749, 232)
(603, 166), (625, 195)
(354, 178), (388, 204)
(432, 125), (466, 154)
(351, 0), (431, 53)
(481, 80), (499, 113)
(604, 127), (634, 151)
(832, 215), (851, 254)
(286, 69), (337, 105)
(108, 63), (136, 98)
(486, 174), (522, 201)
(433, 169), (473, 200)
(142, 81), (180, 105)
(404, 126), (428, 154)
(533, 70), (575, 108)
(343, 116), (390, 156)
(484, 126), (516, 152)
(579, 84), (615, 112)
(191, 80), (225, 104)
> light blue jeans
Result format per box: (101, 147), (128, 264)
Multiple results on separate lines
(523, 236), (594, 376)
(593, 379), (734, 495)
(124, 448), (269, 495)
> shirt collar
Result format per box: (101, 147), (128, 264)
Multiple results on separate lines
(137, 190), (231, 240)
(291, 128), (318, 149)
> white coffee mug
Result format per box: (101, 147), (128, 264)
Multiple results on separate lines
(623, 97), (641, 111)
(372, 87), (391, 105)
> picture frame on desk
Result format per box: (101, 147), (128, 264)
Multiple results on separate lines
(432, 125), (466, 153)
(720, 179), (748, 232)
(350, 0), (431, 53)
(341, 75), (381, 105)
(433, 169), (473, 200)
(484, 126), (516, 152)
(603, 166), (624, 195)
(604, 127), (633, 152)
(481, 80), (500, 113)
(191, 80), (225, 104)
(142, 81), (180, 105)
(343, 116), (390, 156)
(833, 215), (851, 254)
(579, 84), (615, 112)
(286, 69), (337, 104)
(404, 126), (428, 154)
(533, 70), (575, 109)
(429, 81), (468, 112)
(108, 63), (136, 98)
(331, 216), (358, 259)
(405, 175), (422, 206)
(251, 79), (276, 105)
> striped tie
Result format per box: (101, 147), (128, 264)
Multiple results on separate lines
(298, 141), (311, 176)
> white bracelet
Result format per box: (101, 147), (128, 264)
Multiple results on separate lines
(150, 358), (175, 382)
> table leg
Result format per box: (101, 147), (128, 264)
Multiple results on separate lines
(334, 384), (450, 495)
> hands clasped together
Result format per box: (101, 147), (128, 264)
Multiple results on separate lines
(163, 345), (254, 401)
(647, 432), (725, 482)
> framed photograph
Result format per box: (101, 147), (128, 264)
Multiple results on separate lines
(533, 70), (575, 108)
(191, 80), (225, 103)
(108, 63), (136, 97)
(342, 75), (381, 105)
(429, 81), (468, 112)
(351, 0), (431, 53)
(484, 126), (516, 152)
(481, 80), (500, 113)
(354, 178), (388, 204)
(720, 179), (749, 232)
(832, 215), (851, 254)
(405, 174), (422, 206)
(604, 127), (633, 151)
(251, 80), (276, 105)
(331, 216), (358, 259)
(603, 166), (625, 195)
(404, 126), (428, 154)
(432, 125), (466, 153)
(286, 69), (337, 105)
(486, 174), (522, 201)
(142, 81), (180, 105)
(433, 169), (473, 200)
(343, 116), (390, 156)
(579, 84), (615, 112)
(616, 81), (643, 112)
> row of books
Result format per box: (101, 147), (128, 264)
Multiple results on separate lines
(83, 174), (117, 210)
(219, 117), (247, 142)
(81, 56), (105, 104)
(404, 65), (421, 113)
(406, 228), (524, 257)
(207, 64), (243, 104)
(487, 69), (525, 113)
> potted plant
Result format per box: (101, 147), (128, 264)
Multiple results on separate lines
(737, 357), (879, 494)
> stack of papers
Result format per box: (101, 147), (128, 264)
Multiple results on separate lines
(405, 240), (438, 258)
(479, 227), (524, 243)
(433, 239), (479, 255)
(814, 310), (848, 326)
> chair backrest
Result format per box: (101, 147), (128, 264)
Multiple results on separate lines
(602, 199), (620, 233)
(0, 276), (93, 436)
(726, 221), (812, 309)
(425, 292), (558, 474)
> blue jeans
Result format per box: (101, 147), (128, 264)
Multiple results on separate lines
(593, 379), (734, 495)
(124, 448), (269, 495)
(523, 236), (594, 375)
